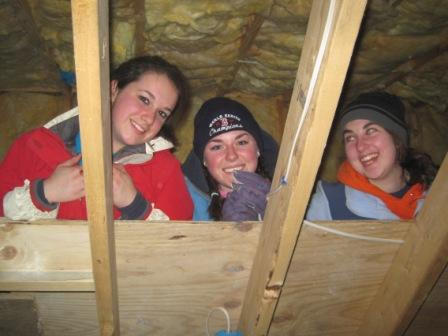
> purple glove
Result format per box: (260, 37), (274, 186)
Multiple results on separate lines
(221, 171), (271, 221)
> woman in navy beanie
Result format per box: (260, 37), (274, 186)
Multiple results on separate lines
(185, 96), (274, 221)
(306, 91), (438, 221)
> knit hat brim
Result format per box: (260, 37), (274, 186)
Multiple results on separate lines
(338, 91), (409, 146)
(193, 97), (263, 163)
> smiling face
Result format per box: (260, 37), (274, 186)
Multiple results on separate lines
(203, 130), (259, 196)
(343, 119), (405, 192)
(110, 72), (179, 153)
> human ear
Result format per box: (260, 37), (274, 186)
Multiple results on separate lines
(110, 80), (119, 103)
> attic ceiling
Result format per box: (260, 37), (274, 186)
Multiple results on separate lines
(1, 0), (447, 166)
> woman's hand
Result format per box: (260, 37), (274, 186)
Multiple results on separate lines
(43, 154), (85, 203)
(112, 163), (137, 208)
(222, 171), (271, 221)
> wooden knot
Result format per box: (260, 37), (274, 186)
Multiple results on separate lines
(0, 245), (18, 260)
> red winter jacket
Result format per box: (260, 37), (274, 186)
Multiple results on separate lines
(0, 127), (193, 220)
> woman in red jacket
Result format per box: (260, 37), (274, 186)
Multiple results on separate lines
(0, 55), (193, 221)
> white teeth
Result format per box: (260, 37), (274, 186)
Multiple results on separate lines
(223, 166), (243, 173)
(131, 120), (146, 133)
(360, 153), (378, 162)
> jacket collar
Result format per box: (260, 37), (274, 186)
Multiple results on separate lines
(44, 107), (173, 165)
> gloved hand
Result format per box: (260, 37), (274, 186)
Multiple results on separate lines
(221, 171), (271, 221)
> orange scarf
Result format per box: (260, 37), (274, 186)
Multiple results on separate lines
(337, 161), (424, 219)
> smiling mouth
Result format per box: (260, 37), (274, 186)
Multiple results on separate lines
(130, 119), (147, 133)
(360, 153), (378, 166)
(223, 166), (244, 173)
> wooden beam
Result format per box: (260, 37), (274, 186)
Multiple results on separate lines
(12, 0), (60, 75)
(357, 154), (448, 336)
(404, 265), (448, 335)
(238, 0), (367, 334)
(0, 220), (93, 292)
(217, 12), (268, 96)
(350, 41), (448, 99)
(0, 219), (416, 335)
(0, 272), (93, 292)
(270, 220), (410, 335)
(0, 294), (41, 336)
(71, 1), (119, 335)
(0, 220), (263, 334)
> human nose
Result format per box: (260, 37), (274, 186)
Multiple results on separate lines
(141, 106), (156, 124)
(225, 145), (238, 161)
(356, 136), (367, 152)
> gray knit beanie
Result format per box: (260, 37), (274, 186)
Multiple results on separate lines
(338, 91), (409, 145)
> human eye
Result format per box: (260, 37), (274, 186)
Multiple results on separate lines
(236, 134), (251, 146)
(206, 142), (223, 152)
(366, 127), (378, 135)
(158, 110), (170, 119)
(344, 134), (354, 143)
(138, 95), (150, 105)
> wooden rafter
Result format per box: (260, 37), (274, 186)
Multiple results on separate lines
(357, 154), (448, 336)
(133, 0), (146, 55)
(12, 0), (58, 73)
(217, 11), (269, 96)
(71, 0), (120, 335)
(350, 39), (448, 99)
(238, 0), (368, 334)
(2, 0), (448, 335)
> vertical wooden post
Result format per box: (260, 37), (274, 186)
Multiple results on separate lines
(238, 0), (367, 334)
(357, 154), (448, 336)
(71, 1), (120, 335)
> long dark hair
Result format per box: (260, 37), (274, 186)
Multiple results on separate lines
(110, 55), (190, 146)
(205, 155), (271, 220)
(393, 135), (438, 191)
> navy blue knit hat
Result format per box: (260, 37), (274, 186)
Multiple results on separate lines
(338, 91), (409, 145)
(193, 97), (263, 163)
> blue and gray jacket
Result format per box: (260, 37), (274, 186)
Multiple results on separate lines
(182, 129), (279, 221)
(306, 180), (425, 221)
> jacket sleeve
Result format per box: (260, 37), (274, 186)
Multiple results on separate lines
(305, 180), (333, 221)
(124, 151), (193, 221)
(3, 180), (58, 220)
(0, 133), (59, 220)
(150, 154), (193, 220)
(185, 177), (212, 221)
(117, 189), (170, 221)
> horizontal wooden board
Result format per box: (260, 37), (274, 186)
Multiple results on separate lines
(1, 219), (421, 335)
(1, 219), (261, 335)
(114, 221), (261, 335)
(0, 221), (93, 291)
(270, 220), (411, 336)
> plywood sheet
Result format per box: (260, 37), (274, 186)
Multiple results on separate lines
(0, 294), (42, 336)
(270, 221), (410, 336)
(1, 220), (261, 335)
(405, 265), (448, 336)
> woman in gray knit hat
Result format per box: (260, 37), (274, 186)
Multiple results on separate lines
(306, 91), (437, 221)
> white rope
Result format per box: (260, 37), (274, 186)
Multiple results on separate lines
(267, 0), (336, 197)
(283, 0), (336, 182)
(206, 306), (231, 336)
(303, 220), (405, 244)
